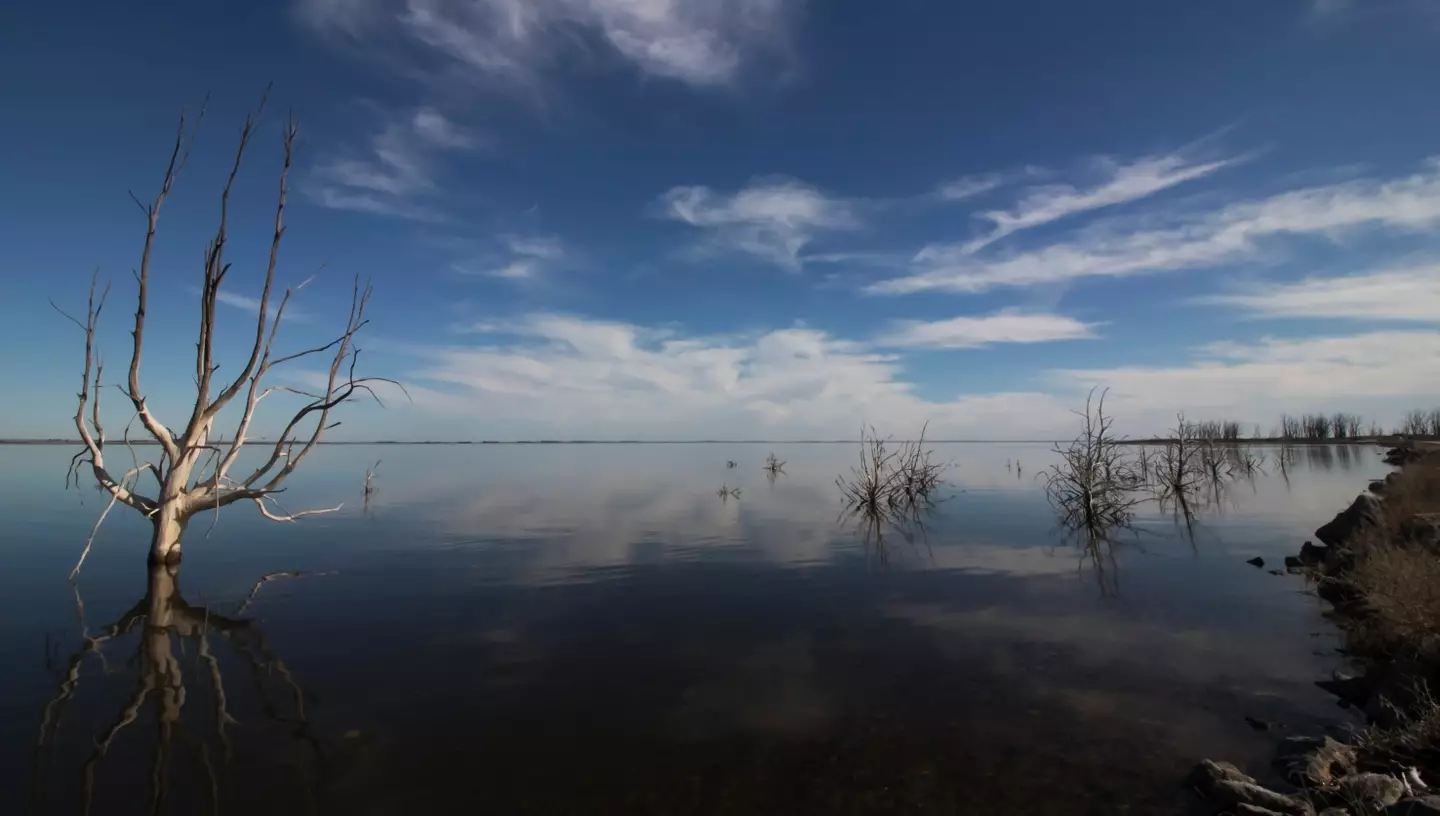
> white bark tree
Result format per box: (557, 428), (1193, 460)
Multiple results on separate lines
(56, 99), (399, 568)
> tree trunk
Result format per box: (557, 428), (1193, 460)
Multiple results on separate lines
(149, 503), (189, 565)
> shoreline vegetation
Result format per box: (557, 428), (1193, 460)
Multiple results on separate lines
(1186, 439), (1440, 815)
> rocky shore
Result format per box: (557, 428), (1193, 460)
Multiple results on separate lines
(1189, 441), (1440, 816)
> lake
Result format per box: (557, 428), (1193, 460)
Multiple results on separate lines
(0, 442), (1389, 815)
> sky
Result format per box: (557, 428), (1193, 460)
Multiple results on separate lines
(2, 0), (1440, 441)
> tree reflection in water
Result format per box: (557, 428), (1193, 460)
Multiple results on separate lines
(31, 563), (324, 815)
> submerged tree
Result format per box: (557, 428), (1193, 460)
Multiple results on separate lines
(55, 97), (398, 568)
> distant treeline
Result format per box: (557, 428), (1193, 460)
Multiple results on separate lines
(1183, 409), (1440, 442)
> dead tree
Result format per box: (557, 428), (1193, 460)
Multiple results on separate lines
(55, 98), (400, 569)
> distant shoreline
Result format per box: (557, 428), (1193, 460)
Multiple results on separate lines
(0, 438), (1062, 446)
(4, 437), (1432, 447)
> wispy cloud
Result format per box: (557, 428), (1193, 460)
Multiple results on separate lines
(936, 174), (1003, 202)
(1196, 266), (1440, 322)
(872, 157), (1440, 295)
(658, 178), (860, 269)
(961, 152), (1240, 253)
(453, 234), (567, 281)
(211, 290), (310, 322)
(505, 234), (564, 260)
(296, 0), (801, 89)
(876, 310), (1102, 349)
(307, 107), (481, 221)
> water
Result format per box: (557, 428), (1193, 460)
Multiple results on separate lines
(0, 442), (1390, 815)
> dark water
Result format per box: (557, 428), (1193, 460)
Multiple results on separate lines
(0, 442), (1389, 815)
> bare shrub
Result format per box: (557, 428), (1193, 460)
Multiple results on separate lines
(836, 425), (946, 516)
(1153, 414), (1208, 522)
(1041, 388), (1144, 535)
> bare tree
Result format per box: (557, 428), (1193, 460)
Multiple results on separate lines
(1400, 409), (1432, 437)
(55, 99), (400, 569)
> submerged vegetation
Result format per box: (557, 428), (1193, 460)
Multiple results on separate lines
(835, 425), (949, 566)
(1040, 388), (1143, 537)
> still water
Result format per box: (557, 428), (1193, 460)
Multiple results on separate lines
(0, 442), (1389, 815)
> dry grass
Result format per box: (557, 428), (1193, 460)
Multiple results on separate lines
(1344, 459), (1440, 659)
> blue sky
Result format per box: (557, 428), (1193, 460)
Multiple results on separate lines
(3, 0), (1439, 440)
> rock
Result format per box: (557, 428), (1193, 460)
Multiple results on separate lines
(1235, 805), (1291, 815)
(1317, 809), (1351, 816)
(1246, 715), (1276, 731)
(1300, 540), (1331, 567)
(1285, 555), (1306, 570)
(1386, 444), (1424, 466)
(1209, 779), (1315, 815)
(1249, 556), (1267, 567)
(1270, 569), (1286, 575)
(1334, 773), (1406, 809)
(1274, 735), (1357, 787)
(1315, 672), (1372, 707)
(1386, 796), (1440, 815)
(1371, 479), (1389, 494)
(1315, 494), (1384, 549)
(1189, 758), (1256, 788)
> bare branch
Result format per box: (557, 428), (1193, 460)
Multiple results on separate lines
(251, 496), (342, 523)
(127, 108), (195, 464)
(202, 113), (294, 425)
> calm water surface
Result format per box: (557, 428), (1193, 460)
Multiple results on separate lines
(0, 442), (1390, 815)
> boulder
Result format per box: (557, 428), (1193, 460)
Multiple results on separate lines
(1386, 796), (1440, 815)
(1315, 672), (1372, 707)
(1300, 540), (1330, 567)
(1387, 444), (1424, 466)
(1315, 494), (1384, 548)
(1209, 779), (1316, 815)
(1372, 479), (1389, 494)
(1189, 758), (1256, 788)
(1333, 773), (1406, 809)
(1273, 735), (1357, 787)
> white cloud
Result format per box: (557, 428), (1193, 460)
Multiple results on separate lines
(937, 174), (1003, 202)
(873, 157), (1440, 295)
(658, 178), (860, 269)
(487, 260), (539, 279)
(296, 0), (799, 88)
(962, 152), (1240, 253)
(208, 290), (311, 322)
(876, 310), (1102, 350)
(505, 234), (564, 260)
(380, 313), (1440, 439)
(453, 234), (566, 280)
(398, 312), (1077, 438)
(1197, 266), (1440, 322)
(1052, 329), (1440, 429)
(307, 107), (478, 221)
